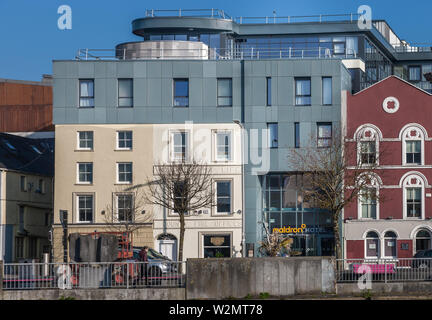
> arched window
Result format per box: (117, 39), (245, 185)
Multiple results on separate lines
(415, 229), (431, 253)
(356, 126), (380, 166)
(365, 231), (380, 258)
(357, 173), (381, 220)
(383, 231), (397, 258)
(402, 174), (425, 219)
(401, 126), (425, 166)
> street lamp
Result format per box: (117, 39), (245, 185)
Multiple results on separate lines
(233, 120), (246, 257)
(59, 210), (68, 263)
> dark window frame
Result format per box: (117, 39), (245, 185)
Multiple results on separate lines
(317, 122), (332, 148)
(322, 77), (333, 106)
(118, 78), (133, 108)
(173, 78), (189, 107)
(295, 77), (312, 106)
(408, 65), (422, 82)
(79, 79), (95, 108)
(217, 78), (233, 107)
(266, 77), (272, 107)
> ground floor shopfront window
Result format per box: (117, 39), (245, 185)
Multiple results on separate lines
(262, 173), (335, 256)
(203, 234), (232, 258)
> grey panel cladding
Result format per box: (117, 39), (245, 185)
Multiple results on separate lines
(53, 60), (243, 124)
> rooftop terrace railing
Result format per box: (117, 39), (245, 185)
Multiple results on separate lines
(143, 9), (362, 24)
(76, 47), (358, 61)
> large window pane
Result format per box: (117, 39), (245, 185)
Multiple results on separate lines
(295, 78), (311, 106)
(322, 77), (332, 105)
(268, 123), (278, 148)
(174, 79), (189, 107)
(217, 79), (232, 106)
(79, 80), (94, 107)
(216, 181), (231, 213)
(118, 79), (133, 107)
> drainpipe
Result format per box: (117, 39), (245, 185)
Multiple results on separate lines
(233, 120), (246, 257)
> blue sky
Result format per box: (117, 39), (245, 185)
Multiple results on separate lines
(0, 0), (431, 81)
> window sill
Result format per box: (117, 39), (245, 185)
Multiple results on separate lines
(115, 182), (133, 186)
(114, 149), (133, 152)
(78, 106), (95, 109)
(75, 149), (94, 152)
(75, 183), (93, 186)
(217, 105), (233, 108)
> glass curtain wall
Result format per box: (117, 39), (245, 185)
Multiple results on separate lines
(262, 173), (334, 256)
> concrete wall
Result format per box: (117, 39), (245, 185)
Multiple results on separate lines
(186, 257), (335, 299)
(0, 288), (185, 300)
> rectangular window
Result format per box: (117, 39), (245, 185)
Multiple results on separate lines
(295, 78), (311, 106)
(118, 79), (133, 107)
(79, 79), (94, 108)
(266, 77), (272, 106)
(295, 123), (300, 148)
(77, 163), (93, 184)
(409, 66), (422, 82)
(217, 78), (232, 106)
(117, 162), (132, 184)
(268, 123), (278, 148)
(38, 179), (45, 194)
(29, 237), (37, 258)
(116, 194), (133, 222)
(78, 131), (94, 150)
(117, 131), (133, 150)
(406, 141), (421, 164)
(216, 181), (232, 214)
(317, 123), (332, 148)
(19, 206), (25, 233)
(171, 131), (189, 162)
(360, 189), (377, 219)
(407, 188), (421, 218)
(322, 77), (332, 105)
(173, 79), (189, 107)
(20, 176), (27, 192)
(216, 132), (232, 161)
(15, 237), (24, 259)
(203, 234), (231, 258)
(77, 195), (93, 222)
(360, 141), (376, 164)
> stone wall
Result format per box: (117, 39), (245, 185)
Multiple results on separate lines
(186, 257), (336, 299)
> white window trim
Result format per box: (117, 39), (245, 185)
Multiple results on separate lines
(116, 131), (133, 151)
(402, 174), (425, 220)
(402, 126), (424, 166)
(75, 194), (94, 223)
(76, 162), (93, 184)
(77, 131), (93, 151)
(213, 179), (233, 216)
(357, 174), (381, 221)
(113, 193), (134, 223)
(169, 130), (190, 163)
(356, 127), (380, 167)
(213, 130), (233, 163)
(200, 232), (233, 258)
(382, 235), (398, 259)
(116, 162), (133, 184)
(364, 231), (381, 260)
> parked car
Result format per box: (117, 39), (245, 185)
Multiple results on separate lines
(411, 250), (432, 268)
(132, 248), (177, 285)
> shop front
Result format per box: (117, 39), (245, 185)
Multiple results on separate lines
(262, 173), (335, 257)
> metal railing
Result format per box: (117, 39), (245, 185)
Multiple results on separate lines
(337, 258), (432, 283)
(2, 261), (186, 290)
(145, 9), (231, 20)
(76, 47), (358, 61)
(142, 9), (361, 24)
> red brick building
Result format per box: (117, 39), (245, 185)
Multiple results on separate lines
(344, 76), (432, 260)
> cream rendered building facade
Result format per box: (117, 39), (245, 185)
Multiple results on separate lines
(53, 123), (243, 262)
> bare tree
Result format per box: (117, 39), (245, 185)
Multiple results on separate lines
(103, 186), (154, 236)
(287, 127), (385, 259)
(141, 160), (215, 263)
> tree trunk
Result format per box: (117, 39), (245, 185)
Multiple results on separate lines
(178, 213), (186, 273)
(332, 210), (342, 260)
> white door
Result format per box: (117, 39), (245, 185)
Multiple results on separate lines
(158, 240), (177, 261)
